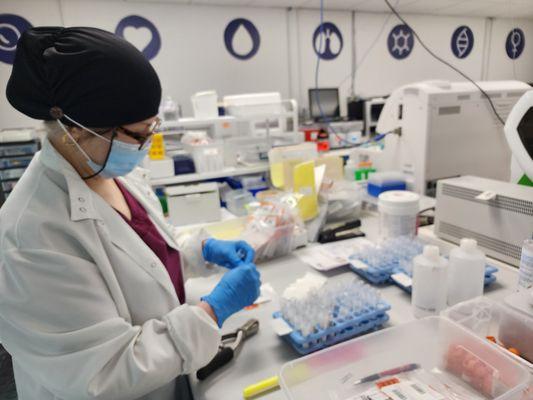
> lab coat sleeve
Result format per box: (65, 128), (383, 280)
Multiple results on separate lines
(0, 247), (221, 400)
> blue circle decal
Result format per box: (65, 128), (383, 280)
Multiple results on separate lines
(0, 14), (32, 65)
(224, 18), (260, 60)
(451, 26), (474, 59)
(506, 28), (525, 59)
(313, 22), (343, 60)
(115, 15), (161, 60)
(387, 24), (414, 60)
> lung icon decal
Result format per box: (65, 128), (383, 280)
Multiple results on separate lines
(313, 22), (343, 60)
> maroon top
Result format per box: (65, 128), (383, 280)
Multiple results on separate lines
(115, 180), (186, 304)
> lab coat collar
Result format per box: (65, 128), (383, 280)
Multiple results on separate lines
(39, 138), (102, 222)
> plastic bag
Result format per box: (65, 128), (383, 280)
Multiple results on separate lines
(240, 192), (304, 261)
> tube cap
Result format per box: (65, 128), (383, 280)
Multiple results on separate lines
(460, 238), (478, 252)
(423, 245), (440, 261)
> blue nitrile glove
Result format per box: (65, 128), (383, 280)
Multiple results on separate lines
(202, 238), (255, 269)
(201, 263), (261, 327)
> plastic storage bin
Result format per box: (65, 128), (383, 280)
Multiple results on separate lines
(442, 295), (533, 371)
(225, 189), (255, 216)
(191, 91), (218, 119)
(166, 182), (221, 226)
(183, 142), (224, 173)
(279, 317), (530, 400)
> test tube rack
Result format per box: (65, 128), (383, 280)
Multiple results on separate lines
(348, 237), (499, 288)
(273, 300), (391, 355)
(391, 264), (499, 294)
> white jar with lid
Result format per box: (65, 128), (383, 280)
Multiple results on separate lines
(378, 190), (420, 239)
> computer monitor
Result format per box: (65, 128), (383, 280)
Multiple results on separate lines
(309, 88), (340, 121)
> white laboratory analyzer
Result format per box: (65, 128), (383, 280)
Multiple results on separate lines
(376, 80), (531, 195)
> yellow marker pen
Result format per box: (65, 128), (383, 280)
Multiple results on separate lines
(243, 375), (279, 399)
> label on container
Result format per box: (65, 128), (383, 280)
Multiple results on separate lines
(518, 245), (533, 291)
(382, 380), (445, 400)
(346, 390), (392, 400)
(391, 273), (412, 289)
(382, 214), (417, 238)
(271, 317), (293, 336)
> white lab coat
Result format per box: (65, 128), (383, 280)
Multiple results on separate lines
(0, 138), (221, 400)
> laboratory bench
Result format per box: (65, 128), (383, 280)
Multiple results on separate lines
(186, 210), (521, 400)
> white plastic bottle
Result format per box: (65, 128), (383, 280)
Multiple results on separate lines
(412, 245), (448, 318)
(447, 239), (486, 306)
(518, 239), (533, 292)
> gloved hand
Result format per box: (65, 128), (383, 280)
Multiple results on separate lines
(202, 238), (255, 269)
(201, 263), (261, 327)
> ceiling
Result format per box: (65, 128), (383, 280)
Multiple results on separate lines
(117, 0), (533, 18)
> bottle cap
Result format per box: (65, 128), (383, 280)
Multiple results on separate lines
(423, 245), (440, 261)
(460, 238), (477, 252)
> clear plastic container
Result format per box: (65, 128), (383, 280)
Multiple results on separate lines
(442, 295), (533, 372)
(225, 189), (255, 216)
(378, 190), (420, 239)
(279, 317), (530, 400)
(268, 143), (318, 189)
(183, 142), (224, 173)
(518, 239), (533, 292)
(191, 91), (218, 119)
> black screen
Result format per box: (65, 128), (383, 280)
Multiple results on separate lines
(309, 88), (340, 120)
(517, 107), (533, 159)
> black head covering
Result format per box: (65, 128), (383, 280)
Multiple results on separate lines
(6, 27), (162, 128)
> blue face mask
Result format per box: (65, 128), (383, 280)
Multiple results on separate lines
(58, 116), (149, 179)
(87, 139), (148, 178)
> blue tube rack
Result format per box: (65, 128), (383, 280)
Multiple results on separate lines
(391, 264), (499, 294)
(348, 259), (396, 284)
(273, 300), (391, 355)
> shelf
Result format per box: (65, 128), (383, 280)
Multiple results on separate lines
(150, 163), (269, 186)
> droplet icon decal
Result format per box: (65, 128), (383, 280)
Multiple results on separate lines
(224, 18), (261, 60)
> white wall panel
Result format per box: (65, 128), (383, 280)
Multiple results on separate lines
(0, 0), (63, 129)
(486, 18), (533, 83)
(353, 12), (487, 99)
(61, 1), (290, 116)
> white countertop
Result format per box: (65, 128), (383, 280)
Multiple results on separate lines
(186, 211), (520, 400)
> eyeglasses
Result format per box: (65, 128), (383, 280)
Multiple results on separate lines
(115, 117), (162, 150)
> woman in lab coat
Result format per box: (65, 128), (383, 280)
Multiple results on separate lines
(0, 27), (260, 399)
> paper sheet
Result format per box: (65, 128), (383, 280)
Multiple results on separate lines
(296, 237), (373, 271)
